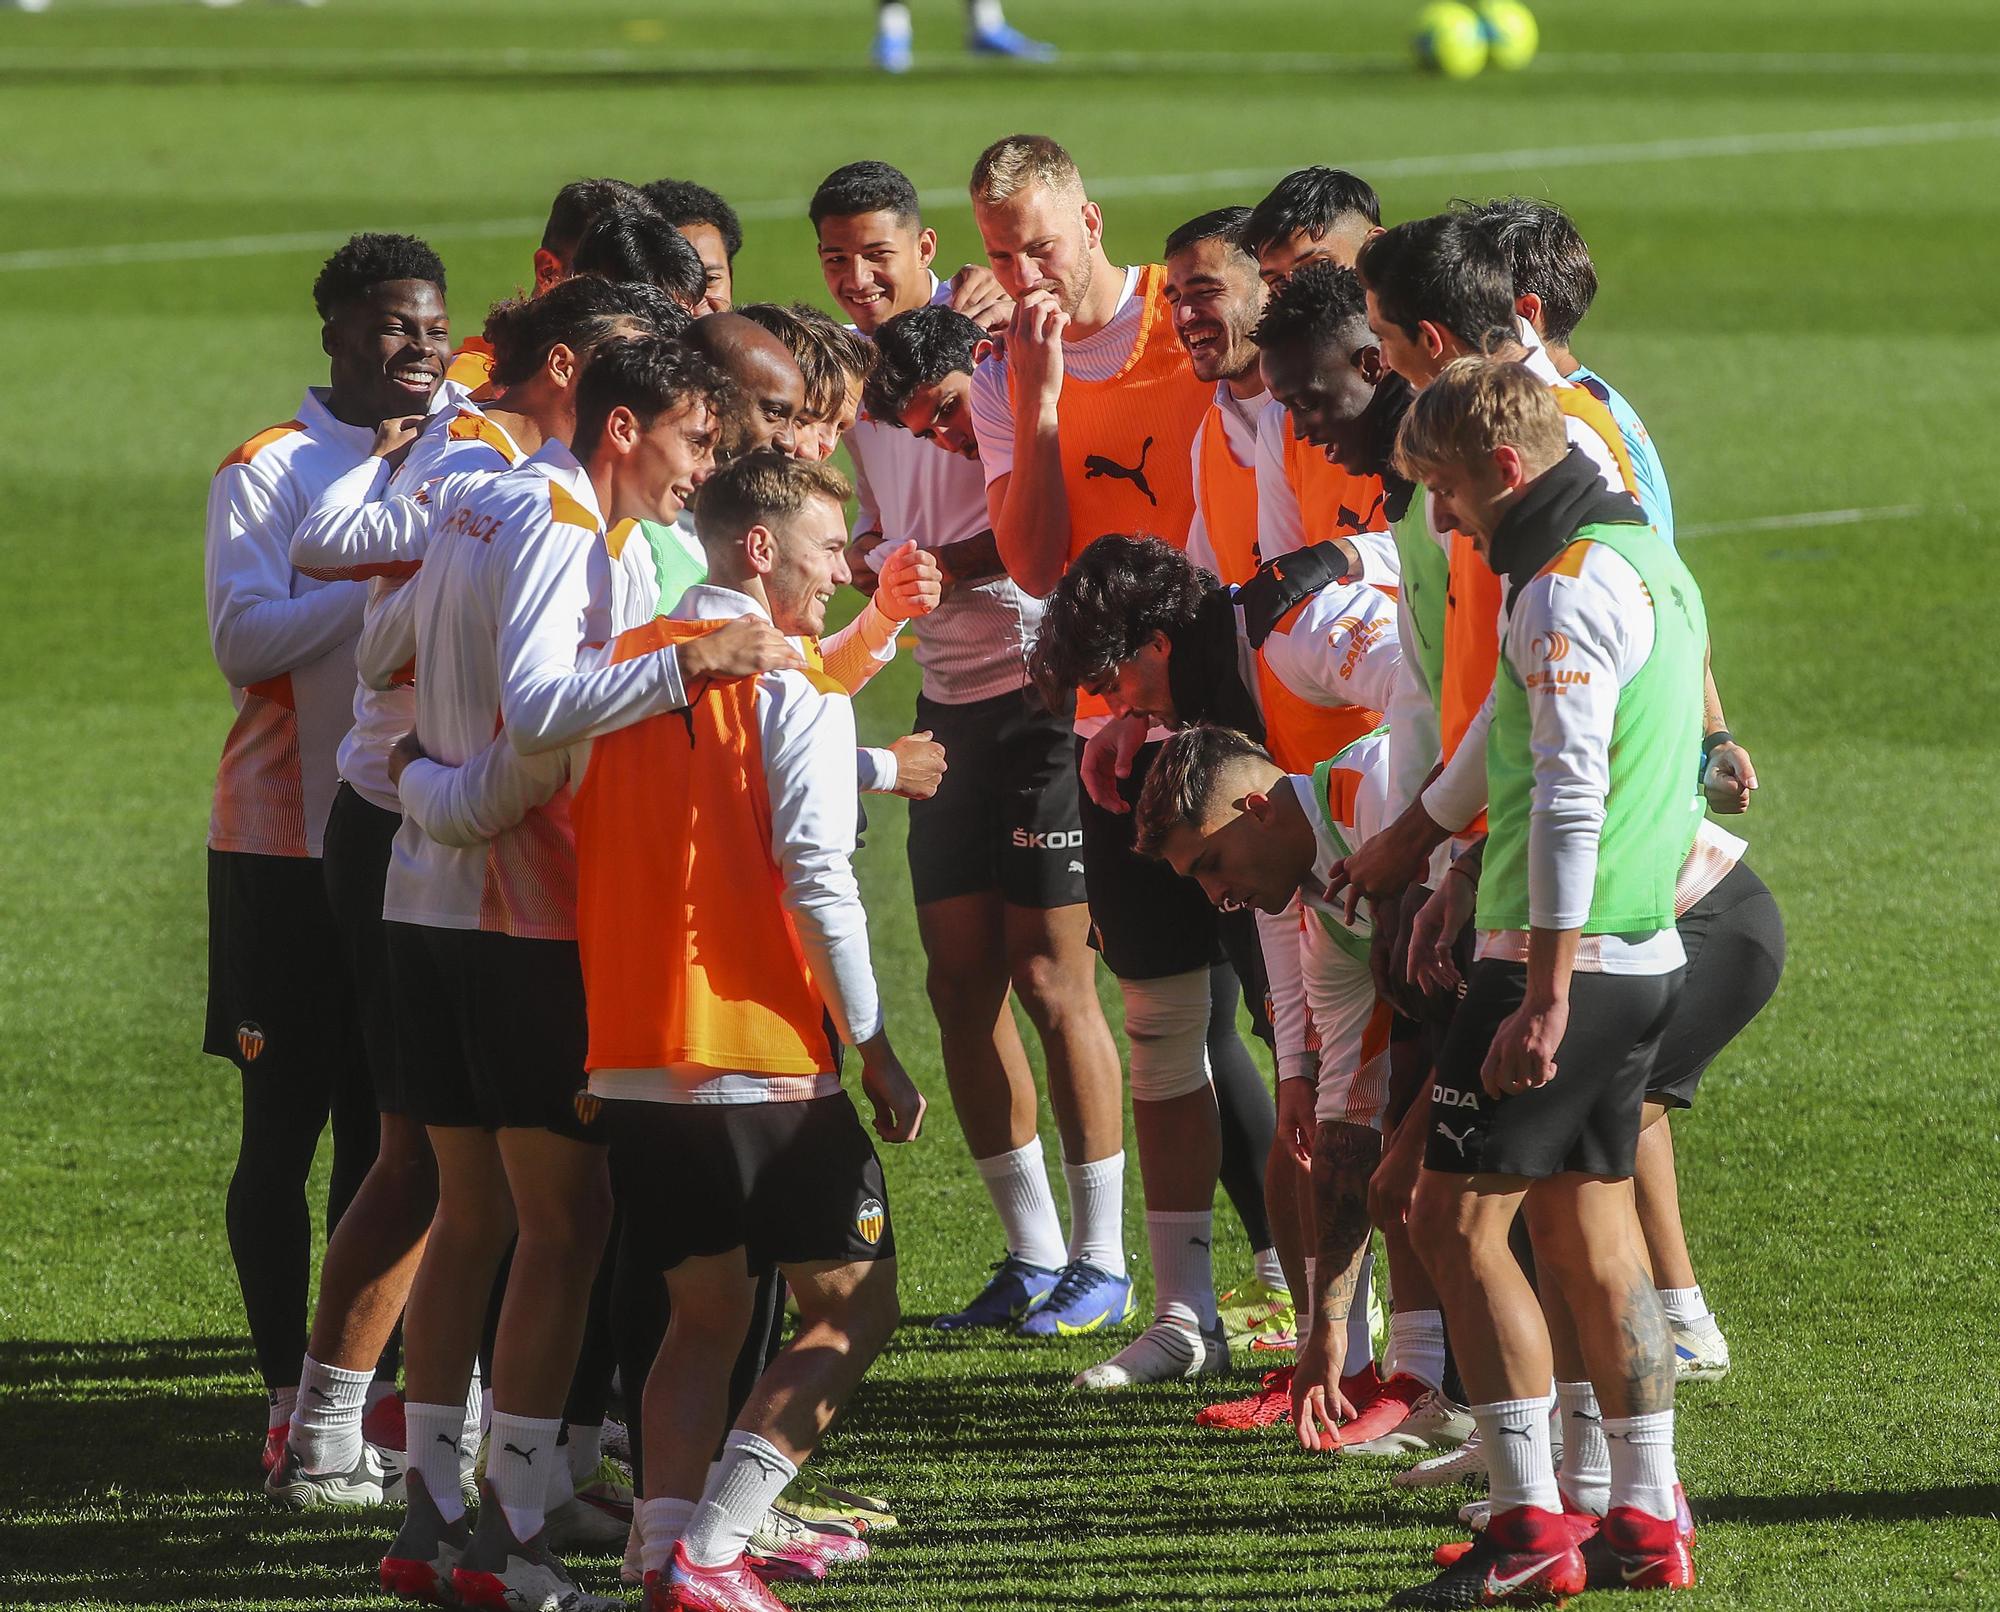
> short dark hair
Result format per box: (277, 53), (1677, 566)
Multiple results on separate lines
(693, 449), (853, 550)
(540, 177), (651, 258)
(862, 304), (988, 422)
(312, 232), (446, 320)
(735, 303), (875, 417)
(1253, 261), (1371, 357)
(1028, 535), (1213, 705)
(1164, 205), (1254, 262)
(483, 276), (684, 390)
(1354, 214), (1517, 353)
(572, 333), (728, 463)
(1133, 725), (1275, 858)
(810, 160), (923, 230)
(570, 206), (708, 305)
(1241, 167), (1382, 260)
(641, 178), (744, 262)
(1452, 196), (1597, 346)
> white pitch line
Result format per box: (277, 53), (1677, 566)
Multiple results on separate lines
(1680, 504), (1929, 538)
(3, 45), (1997, 76)
(6, 115), (2000, 275)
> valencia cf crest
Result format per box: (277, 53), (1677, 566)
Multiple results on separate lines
(855, 1198), (886, 1246)
(235, 1021), (266, 1063)
(573, 1091), (602, 1127)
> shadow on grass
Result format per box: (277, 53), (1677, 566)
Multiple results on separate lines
(4, 1337), (1999, 1609)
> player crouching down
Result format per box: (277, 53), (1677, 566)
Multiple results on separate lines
(1133, 724), (1403, 1448)
(554, 451), (926, 1612)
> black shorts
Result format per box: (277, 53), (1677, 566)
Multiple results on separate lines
(1075, 737), (1226, 982)
(1648, 861), (1786, 1108)
(321, 784), (408, 1113)
(605, 1093), (893, 1274)
(906, 686), (1088, 910)
(204, 848), (362, 1082)
(1423, 960), (1682, 1180)
(384, 922), (597, 1141)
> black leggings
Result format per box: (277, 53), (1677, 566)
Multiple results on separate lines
(226, 1065), (378, 1391)
(1207, 963), (1277, 1255)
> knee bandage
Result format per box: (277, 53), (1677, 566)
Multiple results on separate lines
(1122, 969), (1214, 1102)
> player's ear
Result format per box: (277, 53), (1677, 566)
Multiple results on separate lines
(1242, 790), (1276, 824)
(1357, 343), (1385, 384)
(1493, 443), (1525, 491)
(746, 522), (779, 576)
(605, 404), (641, 455)
(320, 319), (338, 360)
(916, 226), (938, 268)
(970, 340), (994, 367)
(1418, 319), (1449, 360)
(546, 342), (580, 389)
(1514, 291), (1543, 333)
(1080, 200), (1104, 250)
(532, 248), (566, 296)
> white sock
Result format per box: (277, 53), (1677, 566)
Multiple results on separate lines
(1252, 1247), (1288, 1292)
(969, 0), (1007, 31)
(1472, 1396), (1562, 1514)
(266, 1385), (297, 1434)
(1555, 1380), (1610, 1515)
(1298, 1258), (1318, 1349)
(682, 1432), (799, 1569)
(877, 1), (911, 41)
(1342, 1245), (1376, 1377)
(1386, 1308), (1446, 1391)
(1548, 1385), (1564, 1466)
(1144, 1209), (1216, 1332)
(544, 1424), (578, 1512)
(640, 1496), (696, 1574)
(290, 1355), (372, 1473)
(1061, 1152), (1127, 1278)
(488, 1411), (562, 1541)
(1603, 1409), (1679, 1522)
(567, 1421), (604, 1485)
(477, 1373), (494, 1438)
(365, 1378), (398, 1414)
(974, 1138), (1068, 1270)
(1658, 1285), (1711, 1329)
(406, 1400), (469, 1524)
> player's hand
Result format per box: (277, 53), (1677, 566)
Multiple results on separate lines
(947, 263), (1015, 338)
(1276, 1078), (1317, 1171)
(1407, 877), (1472, 999)
(1703, 738), (1757, 815)
(371, 414), (426, 465)
(1081, 712), (1148, 814)
(847, 533), (885, 597)
(1368, 1104), (1426, 1230)
(680, 614), (806, 683)
(875, 541), (943, 621)
(387, 731), (425, 787)
(1292, 1328), (1358, 1453)
(888, 731), (946, 800)
(1009, 286), (1068, 412)
(859, 1036), (927, 1143)
(1481, 993), (1567, 1100)
(1326, 815), (1432, 924)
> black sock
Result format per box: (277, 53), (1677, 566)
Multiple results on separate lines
(1207, 964), (1276, 1254)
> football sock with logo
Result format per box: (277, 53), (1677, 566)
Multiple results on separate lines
(1343, 1246), (1377, 1376)
(487, 1411), (562, 1541)
(681, 1432), (798, 1569)
(1658, 1285), (1712, 1329)
(1386, 1309), (1447, 1391)
(639, 1496), (696, 1575)
(1473, 1396), (1563, 1514)
(1145, 1209), (1217, 1332)
(291, 1355), (372, 1473)
(973, 1137), (1068, 1270)
(1555, 1381), (1611, 1515)
(1603, 1409), (1679, 1522)
(407, 1401), (469, 1525)
(1062, 1152), (1128, 1278)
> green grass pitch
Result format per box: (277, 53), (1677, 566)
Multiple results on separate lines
(2, 0), (1998, 1606)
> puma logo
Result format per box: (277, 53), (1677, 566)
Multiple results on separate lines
(1190, 1237), (1212, 1250)
(1436, 1122), (1473, 1157)
(1497, 1424), (1532, 1439)
(307, 1386), (332, 1403)
(1574, 1410), (1603, 1425)
(503, 1442), (537, 1466)
(436, 1432), (458, 1448)
(1083, 436), (1156, 505)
